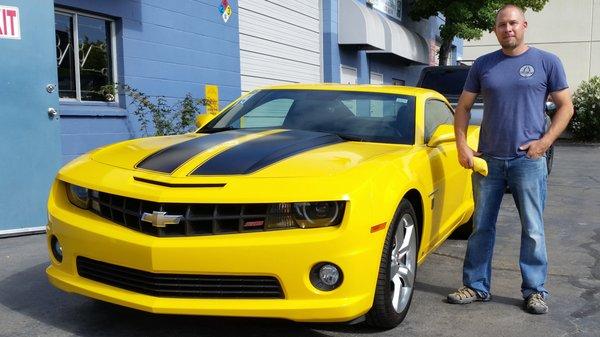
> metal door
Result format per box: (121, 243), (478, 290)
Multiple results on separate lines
(0, 0), (62, 234)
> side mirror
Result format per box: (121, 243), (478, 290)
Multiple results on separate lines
(195, 113), (217, 129)
(545, 101), (557, 117)
(427, 124), (455, 147)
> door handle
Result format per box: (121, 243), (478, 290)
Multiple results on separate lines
(48, 108), (59, 119)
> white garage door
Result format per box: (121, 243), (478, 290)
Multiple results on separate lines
(238, 0), (322, 92)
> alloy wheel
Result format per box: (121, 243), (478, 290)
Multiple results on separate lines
(389, 213), (417, 313)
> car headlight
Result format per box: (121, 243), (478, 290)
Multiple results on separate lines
(265, 201), (345, 229)
(65, 183), (90, 209)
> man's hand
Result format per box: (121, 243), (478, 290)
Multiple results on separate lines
(458, 144), (482, 169)
(519, 138), (551, 159)
(454, 90), (479, 169)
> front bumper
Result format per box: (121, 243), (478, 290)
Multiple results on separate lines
(46, 182), (386, 322)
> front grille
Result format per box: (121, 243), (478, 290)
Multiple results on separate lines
(76, 256), (284, 299)
(89, 191), (272, 237)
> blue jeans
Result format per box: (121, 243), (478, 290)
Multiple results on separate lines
(463, 154), (548, 299)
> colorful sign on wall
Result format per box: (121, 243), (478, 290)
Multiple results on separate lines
(218, 0), (232, 23)
(0, 5), (21, 39)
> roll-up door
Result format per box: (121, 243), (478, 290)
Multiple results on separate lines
(238, 0), (322, 92)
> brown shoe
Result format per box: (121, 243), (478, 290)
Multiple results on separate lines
(447, 286), (491, 304)
(524, 293), (548, 314)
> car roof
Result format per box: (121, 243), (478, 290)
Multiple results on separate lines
(258, 83), (441, 97)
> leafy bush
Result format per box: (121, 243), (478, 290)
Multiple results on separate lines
(571, 76), (600, 141)
(122, 84), (213, 136)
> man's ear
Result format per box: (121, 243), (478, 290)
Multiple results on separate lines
(523, 20), (528, 29)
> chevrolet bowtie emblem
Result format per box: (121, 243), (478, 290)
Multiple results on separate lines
(141, 211), (183, 228)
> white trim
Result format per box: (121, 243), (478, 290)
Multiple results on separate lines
(369, 71), (383, 84)
(55, 8), (115, 22)
(340, 65), (358, 84)
(0, 226), (46, 238)
(319, 0), (324, 82)
(110, 20), (119, 104)
(73, 13), (82, 101)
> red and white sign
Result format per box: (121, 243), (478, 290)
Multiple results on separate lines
(0, 5), (20, 40)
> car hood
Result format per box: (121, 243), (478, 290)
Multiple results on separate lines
(90, 129), (411, 178)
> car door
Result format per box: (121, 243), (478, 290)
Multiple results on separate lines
(424, 99), (468, 238)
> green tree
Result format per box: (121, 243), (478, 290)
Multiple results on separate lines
(409, 0), (549, 66)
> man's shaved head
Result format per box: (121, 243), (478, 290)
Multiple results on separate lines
(495, 4), (526, 24)
(494, 3), (528, 51)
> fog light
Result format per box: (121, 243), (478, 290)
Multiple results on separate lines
(50, 236), (63, 263)
(310, 262), (343, 291)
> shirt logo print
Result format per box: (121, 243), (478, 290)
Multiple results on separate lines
(519, 65), (535, 78)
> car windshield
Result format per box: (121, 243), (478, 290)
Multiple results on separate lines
(201, 89), (416, 144)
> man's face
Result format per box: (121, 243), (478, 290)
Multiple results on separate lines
(493, 7), (527, 49)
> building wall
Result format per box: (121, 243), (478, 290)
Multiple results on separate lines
(463, 0), (600, 91)
(52, 0), (463, 163)
(54, 0), (242, 163)
(324, 0), (463, 86)
(238, 0), (322, 92)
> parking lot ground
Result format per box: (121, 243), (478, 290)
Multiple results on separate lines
(1, 143), (599, 337)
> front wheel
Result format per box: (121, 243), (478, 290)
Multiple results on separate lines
(366, 199), (418, 329)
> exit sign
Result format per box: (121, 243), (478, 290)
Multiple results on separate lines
(0, 5), (20, 40)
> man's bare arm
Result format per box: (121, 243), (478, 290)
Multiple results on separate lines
(520, 88), (574, 158)
(454, 90), (480, 168)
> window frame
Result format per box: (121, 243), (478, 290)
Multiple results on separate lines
(55, 8), (119, 105)
(424, 98), (455, 143)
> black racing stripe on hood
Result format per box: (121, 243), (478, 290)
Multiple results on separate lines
(192, 130), (344, 175)
(136, 129), (260, 173)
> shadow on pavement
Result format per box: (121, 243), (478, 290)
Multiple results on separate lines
(0, 263), (346, 337)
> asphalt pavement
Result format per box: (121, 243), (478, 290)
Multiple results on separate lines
(1, 143), (599, 337)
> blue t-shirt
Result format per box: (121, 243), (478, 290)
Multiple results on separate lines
(464, 47), (568, 158)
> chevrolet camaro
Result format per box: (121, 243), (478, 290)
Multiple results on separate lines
(46, 84), (480, 329)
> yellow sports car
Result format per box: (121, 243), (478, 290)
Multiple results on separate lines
(46, 84), (479, 329)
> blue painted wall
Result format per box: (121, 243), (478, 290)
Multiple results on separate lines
(323, 0), (464, 86)
(322, 0), (340, 83)
(54, 0), (242, 163)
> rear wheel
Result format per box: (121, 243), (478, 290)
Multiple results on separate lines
(366, 199), (418, 329)
(546, 145), (554, 175)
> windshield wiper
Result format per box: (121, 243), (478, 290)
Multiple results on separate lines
(335, 133), (365, 141)
(199, 126), (239, 134)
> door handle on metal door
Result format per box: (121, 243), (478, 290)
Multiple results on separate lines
(48, 108), (59, 119)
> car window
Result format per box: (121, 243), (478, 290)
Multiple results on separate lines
(203, 90), (416, 144)
(240, 99), (293, 128)
(341, 98), (401, 118)
(424, 99), (454, 142)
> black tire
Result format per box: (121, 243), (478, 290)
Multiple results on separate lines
(366, 199), (419, 329)
(546, 145), (554, 175)
(450, 217), (473, 240)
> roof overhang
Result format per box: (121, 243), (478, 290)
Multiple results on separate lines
(367, 13), (430, 64)
(338, 0), (385, 50)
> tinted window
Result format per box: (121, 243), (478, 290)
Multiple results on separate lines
(419, 68), (470, 95)
(204, 90), (416, 144)
(241, 99), (293, 128)
(425, 100), (454, 142)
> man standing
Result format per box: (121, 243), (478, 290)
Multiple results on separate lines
(447, 4), (574, 314)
